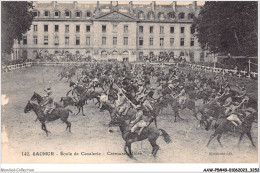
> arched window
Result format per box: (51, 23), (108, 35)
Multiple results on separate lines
(138, 11), (144, 19)
(180, 51), (184, 57)
(167, 12), (175, 19)
(65, 51), (70, 54)
(44, 10), (50, 17)
(75, 10), (82, 17)
(65, 10), (71, 18)
(158, 12), (165, 20)
(178, 12), (185, 19)
(54, 10), (60, 17)
(147, 11), (155, 19)
(101, 51), (107, 57)
(112, 51), (118, 55)
(188, 13), (195, 20)
(32, 10), (40, 17)
(86, 11), (92, 18)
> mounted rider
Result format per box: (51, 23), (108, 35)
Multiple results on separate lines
(41, 88), (55, 115)
(69, 81), (80, 103)
(115, 88), (130, 117)
(130, 105), (153, 135)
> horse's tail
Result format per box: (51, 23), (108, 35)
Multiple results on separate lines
(159, 129), (171, 143)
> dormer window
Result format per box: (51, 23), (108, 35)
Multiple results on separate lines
(168, 12), (175, 19)
(65, 10), (71, 18)
(44, 11), (50, 17)
(54, 11), (60, 17)
(188, 13), (195, 20)
(32, 10), (40, 17)
(178, 12), (185, 19)
(158, 12), (165, 20)
(86, 11), (92, 18)
(148, 11), (155, 20)
(138, 11), (144, 19)
(76, 11), (81, 17)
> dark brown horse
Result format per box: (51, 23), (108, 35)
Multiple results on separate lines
(109, 117), (171, 158)
(24, 101), (73, 136)
(206, 111), (257, 148)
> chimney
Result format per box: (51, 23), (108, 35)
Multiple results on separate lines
(151, 1), (156, 11)
(74, 1), (77, 10)
(97, 1), (100, 9)
(52, 1), (57, 8)
(129, 1), (133, 13)
(192, 1), (197, 11)
(172, 1), (177, 12)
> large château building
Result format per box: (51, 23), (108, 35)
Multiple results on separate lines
(13, 1), (204, 62)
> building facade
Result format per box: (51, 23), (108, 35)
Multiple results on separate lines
(13, 1), (203, 62)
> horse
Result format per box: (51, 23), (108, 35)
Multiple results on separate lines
(206, 111), (257, 148)
(109, 117), (171, 158)
(30, 92), (63, 108)
(24, 101), (73, 136)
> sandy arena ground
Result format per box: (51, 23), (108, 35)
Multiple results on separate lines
(1, 66), (258, 163)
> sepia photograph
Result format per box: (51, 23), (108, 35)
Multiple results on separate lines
(1, 0), (258, 172)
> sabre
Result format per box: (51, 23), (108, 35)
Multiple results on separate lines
(114, 82), (137, 109)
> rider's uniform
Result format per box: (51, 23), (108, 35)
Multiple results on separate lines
(41, 89), (55, 115)
(116, 90), (129, 116)
(130, 106), (151, 135)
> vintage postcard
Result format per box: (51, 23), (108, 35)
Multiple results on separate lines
(1, 0), (258, 172)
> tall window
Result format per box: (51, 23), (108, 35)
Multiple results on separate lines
(22, 36), (27, 45)
(55, 25), (59, 32)
(180, 38), (185, 46)
(102, 37), (106, 45)
(190, 38), (194, 46)
(150, 26), (153, 34)
(113, 24), (117, 32)
(190, 27), (195, 34)
(76, 37), (80, 45)
(86, 25), (90, 32)
(76, 11), (81, 17)
(86, 11), (91, 17)
(54, 11), (60, 17)
(160, 26), (164, 34)
(170, 38), (174, 46)
(124, 37), (128, 45)
(65, 25), (69, 33)
(44, 36), (48, 45)
(32, 11), (39, 17)
(179, 12), (185, 19)
(33, 25), (37, 32)
(65, 37), (69, 45)
(76, 25), (80, 32)
(139, 26), (143, 34)
(170, 27), (174, 33)
(33, 36), (38, 45)
(113, 37), (117, 45)
(102, 25), (106, 33)
(44, 11), (49, 17)
(181, 27), (185, 33)
(149, 37), (153, 46)
(139, 37), (143, 46)
(54, 36), (59, 45)
(65, 10), (71, 17)
(124, 25), (128, 33)
(44, 25), (48, 32)
(86, 37), (90, 45)
(160, 38), (164, 46)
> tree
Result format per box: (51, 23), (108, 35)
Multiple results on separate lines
(193, 1), (257, 56)
(1, 2), (33, 54)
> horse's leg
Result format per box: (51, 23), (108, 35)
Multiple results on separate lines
(206, 132), (218, 147)
(81, 106), (85, 116)
(42, 123), (50, 136)
(35, 117), (38, 122)
(238, 132), (245, 148)
(76, 107), (81, 115)
(246, 132), (255, 148)
(65, 120), (71, 133)
(154, 117), (158, 128)
(124, 143), (132, 158)
(217, 134), (223, 148)
(127, 143), (133, 157)
(149, 139), (159, 157)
